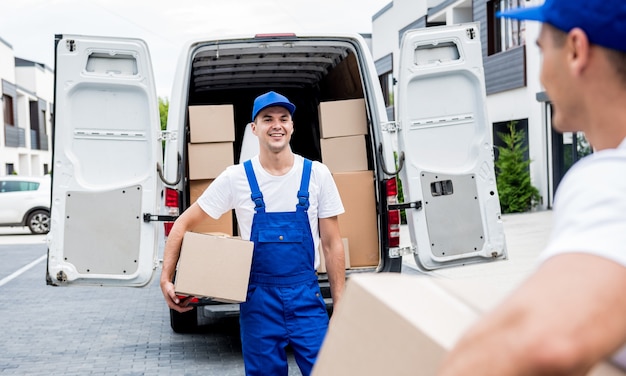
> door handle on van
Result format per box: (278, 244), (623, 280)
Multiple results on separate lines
(378, 143), (405, 176)
(157, 153), (182, 186)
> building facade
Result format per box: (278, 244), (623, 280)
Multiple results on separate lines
(0, 36), (53, 177)
(371, 0), (589, 209)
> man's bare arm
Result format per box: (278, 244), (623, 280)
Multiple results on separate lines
(160, 203), (213, 313)
(319, 216), (345, 307)
(438, 253), (626, 376)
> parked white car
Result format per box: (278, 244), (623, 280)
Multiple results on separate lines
(0, 175), (51, 234)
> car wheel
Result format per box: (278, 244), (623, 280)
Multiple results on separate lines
(27, 209), (50, 234)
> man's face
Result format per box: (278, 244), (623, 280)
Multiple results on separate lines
(252, 106), (294, 154)
(537, 24), (581, 133)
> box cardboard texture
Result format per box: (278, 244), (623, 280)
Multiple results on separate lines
(313, 275), (626, 376)
(332, 171), (379, 267)
(312, 274), (479, 376)
(318, 98), (368, 139)
(187, 142), (233, 180)
(175, 232), (253, 303)
(189, 180), (233, 236)
(188, 105), (235, 143)
(321, 135), (368, 173)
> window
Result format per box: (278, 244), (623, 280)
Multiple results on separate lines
(6, 163), (15, 175)
(0, 180), (39, 193)
(3, 94), (14, 126)
(487, 0), (525, 55)
(379, 72), (394, 108)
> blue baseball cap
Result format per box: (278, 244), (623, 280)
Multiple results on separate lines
(497, 0), (626, 53)
(251, 91), (296, 121)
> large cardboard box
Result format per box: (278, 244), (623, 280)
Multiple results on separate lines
(321, 135), (368, 173)
(317, 238), (351, 274)
(318, 98), (368, 139)
(187, 142), (233, 180)
(189, 179), (233, 236)
(313, 274), (626, 376)
(332, 171), (379, 267)
(188, 105), (235, 143)
(312, 274), (478, 376)
(174, 232), (253, 303)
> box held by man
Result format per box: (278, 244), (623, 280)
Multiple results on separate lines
(174, 231), (253, 303)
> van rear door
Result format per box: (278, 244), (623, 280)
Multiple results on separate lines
(47, 35), (161, 287)
(396, 24), (507, 271)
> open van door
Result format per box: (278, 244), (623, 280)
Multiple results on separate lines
(47, 35), (162, 287)
(396, 23), (507, 271)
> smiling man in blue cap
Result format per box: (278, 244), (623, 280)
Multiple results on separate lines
(438, 0), (626, 375)
(161, 91), (346, 376)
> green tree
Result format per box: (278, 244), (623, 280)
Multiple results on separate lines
(159, 97), (169, 131)
(159, 97), (169, 152)
(495, 122), (540, 213)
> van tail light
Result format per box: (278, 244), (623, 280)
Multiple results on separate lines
(386, 178), (400, 248)
(164, 188), (179, 236)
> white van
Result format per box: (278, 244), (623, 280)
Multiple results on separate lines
(47, 23), (507, 332)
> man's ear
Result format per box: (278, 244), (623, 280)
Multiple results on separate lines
(250, 121), (258, 135)
(568, 28), (591, 76)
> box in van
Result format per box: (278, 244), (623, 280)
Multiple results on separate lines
(47, 24), (507, 332)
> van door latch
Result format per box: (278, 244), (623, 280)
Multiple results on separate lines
(143, 214), (179, 223)
(388, 201), (422, 211)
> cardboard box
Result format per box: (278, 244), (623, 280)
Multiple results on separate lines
(188, 105), (235, 143)
(174, 231), (253, 303)
(313, 275), (626, 376)
(318, 98), (368, 139)
(187, 142), (233, 180)
(333, 171), (379, 267)
(189, 179), (233, 236)
(321, 135), (368, 173)
(317, 238), (351, 274)
(312, 274), (479, 376)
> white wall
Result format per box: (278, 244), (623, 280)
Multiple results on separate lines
(372, 0), (430, 61)
(0, 40), (15, 82)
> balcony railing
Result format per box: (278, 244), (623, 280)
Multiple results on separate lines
(4, 124), (25, 148)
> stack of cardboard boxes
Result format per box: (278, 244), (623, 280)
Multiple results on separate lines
(174, 105), (252, 302)
(186, 105), (236, 235)
(318, 98), (380, 269)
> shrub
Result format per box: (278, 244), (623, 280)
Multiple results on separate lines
(495, 122), (540, 213)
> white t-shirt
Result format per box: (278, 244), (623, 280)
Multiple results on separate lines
(541, 138), (626, 266)
(196, 154), (345, 268)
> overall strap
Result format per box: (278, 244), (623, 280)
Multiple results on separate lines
(243, 160), (265, 213)
(297, 158), (313, 210)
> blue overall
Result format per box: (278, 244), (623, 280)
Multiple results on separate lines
(240, 159), (329, 376)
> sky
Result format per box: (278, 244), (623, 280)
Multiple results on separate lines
(0, 0), (391, 98)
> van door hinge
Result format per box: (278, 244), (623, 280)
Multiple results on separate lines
(143, 213), (178, 223)
(159, 130), (177, 141)
(389, 246), (416, 258)
(388, 201), (422, 211)
(381, 121), (400, 133)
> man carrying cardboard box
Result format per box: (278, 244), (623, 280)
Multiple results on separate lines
(160, 91), (346, 376)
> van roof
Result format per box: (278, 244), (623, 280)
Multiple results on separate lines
(182, 33), (367, 91)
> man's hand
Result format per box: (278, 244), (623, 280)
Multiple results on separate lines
(160, 280), (195, 313)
